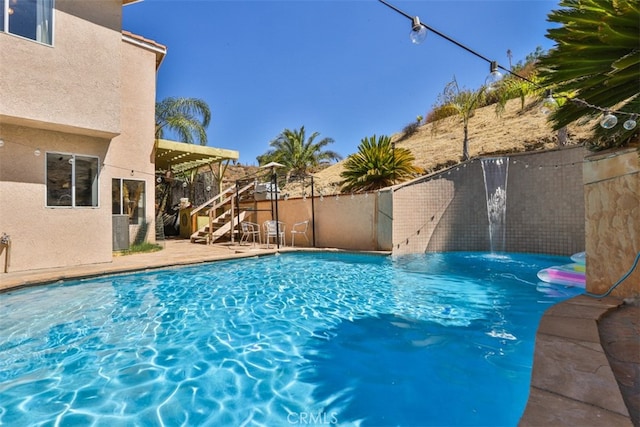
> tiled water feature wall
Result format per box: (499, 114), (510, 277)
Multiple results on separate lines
(391, 146), (586, 255)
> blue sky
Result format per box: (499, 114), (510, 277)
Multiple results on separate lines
(123, 0), (559, 164)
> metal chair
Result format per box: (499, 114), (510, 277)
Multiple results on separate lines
(291, 220), (310, 247)
(240, 221), (261, 246)
(263, 220), (285, 248)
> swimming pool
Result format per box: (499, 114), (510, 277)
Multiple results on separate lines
(0, 252), (582, 426)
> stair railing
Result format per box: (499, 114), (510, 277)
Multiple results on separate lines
(201, 181), (256, 244)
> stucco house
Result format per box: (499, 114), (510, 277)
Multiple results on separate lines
(0, 0), (166, 272)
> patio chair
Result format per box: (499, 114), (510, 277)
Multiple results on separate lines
(263, 220), (285, 248)
(291, 220), (310, 247)
(240, 221), (261, 246)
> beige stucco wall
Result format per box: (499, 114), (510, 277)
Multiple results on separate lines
(0, 0), (122, 137)
(107, 39), (159, 244)
(0, 1), (160, 272)
(0, 125), (112, 271)
(249, 193), (380, 250)
(583, 147), (640, 297)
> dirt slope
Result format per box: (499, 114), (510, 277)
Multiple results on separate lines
(311, 96), (595, 194)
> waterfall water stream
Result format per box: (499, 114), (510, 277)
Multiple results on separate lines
(481, 157), (509, 252)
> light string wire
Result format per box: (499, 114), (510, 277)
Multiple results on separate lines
(0, 137), (195, 183)
(377, 0), (638, 119)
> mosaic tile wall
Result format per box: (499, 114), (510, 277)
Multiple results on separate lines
(392, 146), (586, 255)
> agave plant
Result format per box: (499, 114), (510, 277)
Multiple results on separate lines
(340, 135), (420, 192)
(537, 0), (640, 150)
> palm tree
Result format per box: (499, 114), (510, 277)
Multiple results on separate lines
(340, 135), (420, 193)
(537, 0), (639, 150)
(440, 78), (486, 161)
(155, 97), (211, 145)
(258, 126), (342, 184)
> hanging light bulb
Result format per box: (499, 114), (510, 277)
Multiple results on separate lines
(540, 90), (558, 115)
(182, 181), (188, 188)
(485, 61), (502, 92)
(600, 110), (618, 129)
(409, 16), (427, 44)
(623, 114), (637, 131)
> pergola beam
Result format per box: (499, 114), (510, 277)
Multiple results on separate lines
(155, 138), (239, 174)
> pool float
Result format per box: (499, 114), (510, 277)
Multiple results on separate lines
(537, 252), (586, 287)
(571, 251), (586, 265)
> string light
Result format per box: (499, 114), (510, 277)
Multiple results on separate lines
(599, 111), (618, 129)
(540, 90), (558, 115)
(378, 0), (638, 132)
(409, 16), (427, 44)
(569, 98), (637, 130)
(485, 61), (502, 92)
(623, 115), (638, 131)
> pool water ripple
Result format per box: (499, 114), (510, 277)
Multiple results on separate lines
(0, 252), (582, 426)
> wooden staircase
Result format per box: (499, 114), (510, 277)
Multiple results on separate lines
(189, 181), (256, 244)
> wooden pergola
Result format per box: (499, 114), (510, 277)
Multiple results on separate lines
(155, 138), (239, 176)
(154, 138), (240, 214)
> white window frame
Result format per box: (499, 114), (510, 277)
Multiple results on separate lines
(2, 0), (55, 46)
(112, 178), (146, 225)
(46, 151), (100, 208)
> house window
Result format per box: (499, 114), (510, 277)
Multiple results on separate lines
(46, 152), (99, 207)
(112, 179), (145, 225)
(1, 0), (54, 45)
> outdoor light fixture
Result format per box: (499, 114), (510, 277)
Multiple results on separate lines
(623, 114), (637, 131)
(600, 111), (618, 129)
(540, 90), (558, 115)
(377, 0), (638, 133)
(485, 61), (503, 91)
(410, 16), (427, 44)
(34, 148), (41, 156)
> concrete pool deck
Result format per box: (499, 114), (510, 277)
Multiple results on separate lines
(0, 240), (637, 426)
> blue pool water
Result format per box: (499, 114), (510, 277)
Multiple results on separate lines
(0, 252), (582, 426)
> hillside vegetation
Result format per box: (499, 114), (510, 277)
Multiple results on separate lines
(311, 96), (595, 195)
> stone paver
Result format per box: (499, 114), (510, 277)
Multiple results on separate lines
(520, 296), (638, 426)
(599, 303), (640, 426)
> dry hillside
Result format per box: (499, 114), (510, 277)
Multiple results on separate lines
(311, 96), (595, 195)
(221, 96), (596, 196)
